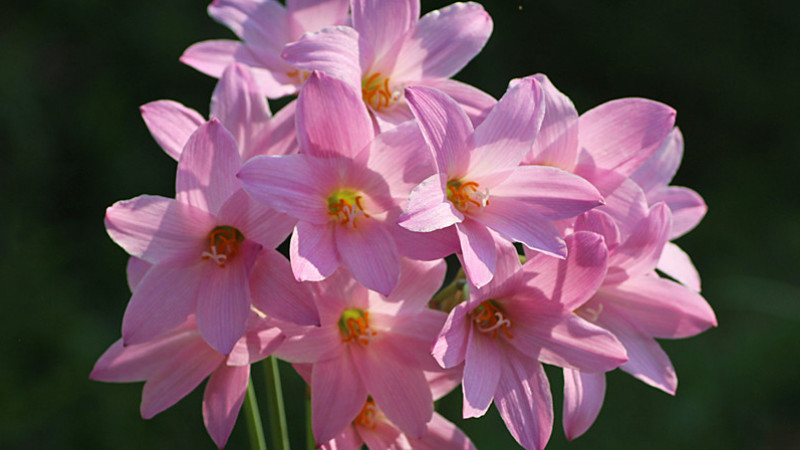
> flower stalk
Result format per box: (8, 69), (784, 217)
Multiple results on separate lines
(244, 378), (267, 450)
(263, 357), (289, 450)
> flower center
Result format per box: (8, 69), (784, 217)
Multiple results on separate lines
(447, 180), (490, 213)
(201, 226), (245, 268)
(472, 300), (514, 339)
(328, 189), (370, 228)
(338, 308), (377, 345)
(362, 73), (400, 111)
(354, 397), (378, 429)
(286, 69), (311, 86)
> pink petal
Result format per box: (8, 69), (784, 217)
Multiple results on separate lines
(140, 100), (204, 161)
(250, 249), (320, 326)
(296, 71), (375, 158)
(573, 210), (621, 253)
(196, 240), (259, 355)
(595, 177), (650, 240)
(597, 276), (716, 339)
(121, 262), (203, 346)
(362, 312), (443, 372)
(210, 63), (271, 158)
(494, 348), (553, 450)
(176, 119), (242, 215)
(335, 220), (400, 296)
(203, 363), (250, 448)
(631, 127), (683, 195)
(399, 174), (463, 232)
(105, 195), (215, 264)
(562, 369), (606, 441)
(408, 412), (476, 450)
(524, 74), (579, 170)
(392, 222), (461, 260)
(274, 325), (343, 363)
(287, 0), (351, 38)
(649, 186), (707, 239)
(415, 78), (496, 127)
(351, 0), (420, 61)
(312, 353), (369, 444)
(657, 242), (701, 292)
(246, 98), (300, 160)
(393, 2), (492, 81)
(352, 341), (433, 438)
(384, 258), (447, 311)
(290, 221), (340, 281)
(321, 424), (362, 450)
(405, 86), (474, 175)
(608, 202), (671, 281)
(181, 39), (263, 76)
(523, 231), (608, 311)
(366, 121), (434, 202)
(126, 256), (151, 292)
(209, 0), (288, 67)
(462, 331), (500, 418)
(216, 189), (296, 250)
(432, 303), (470, 369)
(140, 339), (224, 419)
(456, 220), (497, 288)
(358, 420), (408, 449)
(470, 197), (567, 259)
(469, 77), (545, 179)
(282, 26), (363, 88)
(227, 322), (285, 366)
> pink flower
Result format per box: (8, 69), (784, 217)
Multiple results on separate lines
(238, 72), (431, 295)
(105, 119), (297, 354)
(398, 78), (604, 287)
(275, 258), (448, 444)
(282, 0), (496, 129)
(90, 314), (284, 448)
(140, 62), (298, 162)
(432, 236), (627, 450)
(181, 0), (350, 98)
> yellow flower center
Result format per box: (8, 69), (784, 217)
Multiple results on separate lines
(338, 308), (377, 345)
(472, 300), (514, 339)
(201, 226), (245, 268)
(286, 69), (311, 86)
(447, 180), (490, 213)
(362, 73), (399, 110)
(328, 189), (370, 228)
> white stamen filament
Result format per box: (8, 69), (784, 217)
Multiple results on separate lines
(202, 246), (228, 267)
(478, 312), (512, 334)
(583, 304), (604, 322)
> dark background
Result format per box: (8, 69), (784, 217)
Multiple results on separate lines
(3, 0), (799, 448)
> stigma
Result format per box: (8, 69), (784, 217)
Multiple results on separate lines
(362, 73), (400, 111)
(328, 189), (370, 228)
(472, 300), (514, 339)
(201, 226), (245, 268)
(338, 308), (377, 345)
(447, 180), (490, 213)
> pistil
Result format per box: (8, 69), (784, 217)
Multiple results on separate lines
(447, 180), (490, 213)
(472, 300), (514, 339)
(201, 225), (245, 268)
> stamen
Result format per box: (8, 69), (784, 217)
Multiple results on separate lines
(328, 190), (370, 228)
(355, 398), (378, 429)
(338, 308), (378, 345)
(447, 180), (490, 213)
(201, 226), (245, 268)
(582, 303), (604, 322)
(472, 300), (514, 339)
(361, 73), (400, 111)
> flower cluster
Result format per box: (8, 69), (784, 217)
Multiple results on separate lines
(92, 1), (716, 449)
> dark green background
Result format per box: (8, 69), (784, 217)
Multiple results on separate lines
(3, 0), (799, 448)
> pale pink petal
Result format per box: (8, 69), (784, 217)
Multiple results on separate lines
(176, 119), (242, 215)
(562, 369), (606, 441)
(399, 174), (463, 232)
(321, 424), (362, 450)
(488, 166), (604, 220)
(597, 276), (716, 339)
(649, 186), (707, 239)
(462, 331), (500, 418)
(296, 71), (375, 158)
(105, 195), (215, 264)
(368, 312), (444, 372)
(352, 341), (433, 438)
(274, 325), (343, 363)
(595, 177), (650, 240)
(358, 420), (409, 449)
(415, 78), (495, 128)
(393, 3), (492, 81)
(524, 74), (579, 170)
(384, 258), (446, 311)
(335, 220), (400, 296)
(126, 256), (151, 292)
(631, 127), (683, 194)
(469, 77), (545, 179)
(312, 353), (369, 444)
(287, 0), (351, 38)
(246, 99), (299, 160)
(456, 220), (497, 288)
(494, 348), (553, 450)
(181, 39), (264, 76)
(352, 0), (419, 61)
(140, 100), (204, 161)
(405, 86), (474, 175)
(573, 210), (621, 253)
(210, 63), (271, 158)
(209, 0), (286, 46)
(121, 261), (203, 346)
(425, 368), (464, 402)
(140, 339), (224, 419)
(432, 304), (470, 369)
(217, 189), (296, 249)
(523, 231), (608, 311)
(282, 26), (363, 88)
(237, 154), (332, 224)
(392, 222), (460, 260)
(366, 121), (434, 201)
(290, 221), (340, 281)
(657, 242), (701, 292)
(470, 197), (567, 259)
(203, 363), (249, 448)
(227, 323), (284, 366)
(196, 240), (259, 354)
(250, 249), (320, 326)
(608, 203), (671, 281)
(409, 412), (476, 450)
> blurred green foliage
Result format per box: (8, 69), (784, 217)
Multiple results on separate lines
(2, 0), (799, 448)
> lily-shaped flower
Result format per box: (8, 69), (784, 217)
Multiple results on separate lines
(282, 0), (496, 129)
(181, 0), (350, 98)
(560, 203), (717, 440)
(90, 313), (284, 448)
(398, 78), (604, 287)
(105, 119), (297, 354)
(238, 72), (431, 295)
(274, 257), (448, 445)
(432, 236), (627, 450)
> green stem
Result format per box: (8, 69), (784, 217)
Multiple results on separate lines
(306, 387), (315, 450)
(263, 357), (290, 450)
(243, 378), (267, 450)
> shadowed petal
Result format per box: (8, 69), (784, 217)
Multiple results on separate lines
(432, 304), (470, 369)
(290, 221), (340, 281)
(140, 100), (204, 161)
(126, 256), (151, 292)
(416, 78), (496, 127)
(217, 189), (296, 250)
(351, 0), (419, 60)
(282, 27), (362, 88)
(203, 364), (249, 448)
(462, 331), (500, 418)
(246, 99), (299, 160)
(657, 242), (701, 292)
(562, 369), (606, 441)
(312, 353), (368, 444)
(250, 249), (319, 325)
(524, 74), (579, 170)
(631, 127), (683, 194)
(358, 420), (408, 449)
(335, 220), (400, 296)
(287, 0), (350, 38)
(209, 0), (287, 61)
(649, 186), (706, 239)
(275, 325), (343, 363)
(608, 203), (671, 281)
(573, 210), (621, 253)
(399, 174), (463, 232)
(210, 63), (271, 158)
(456, 220), (497, 288)
(408, 412), (476, 450)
